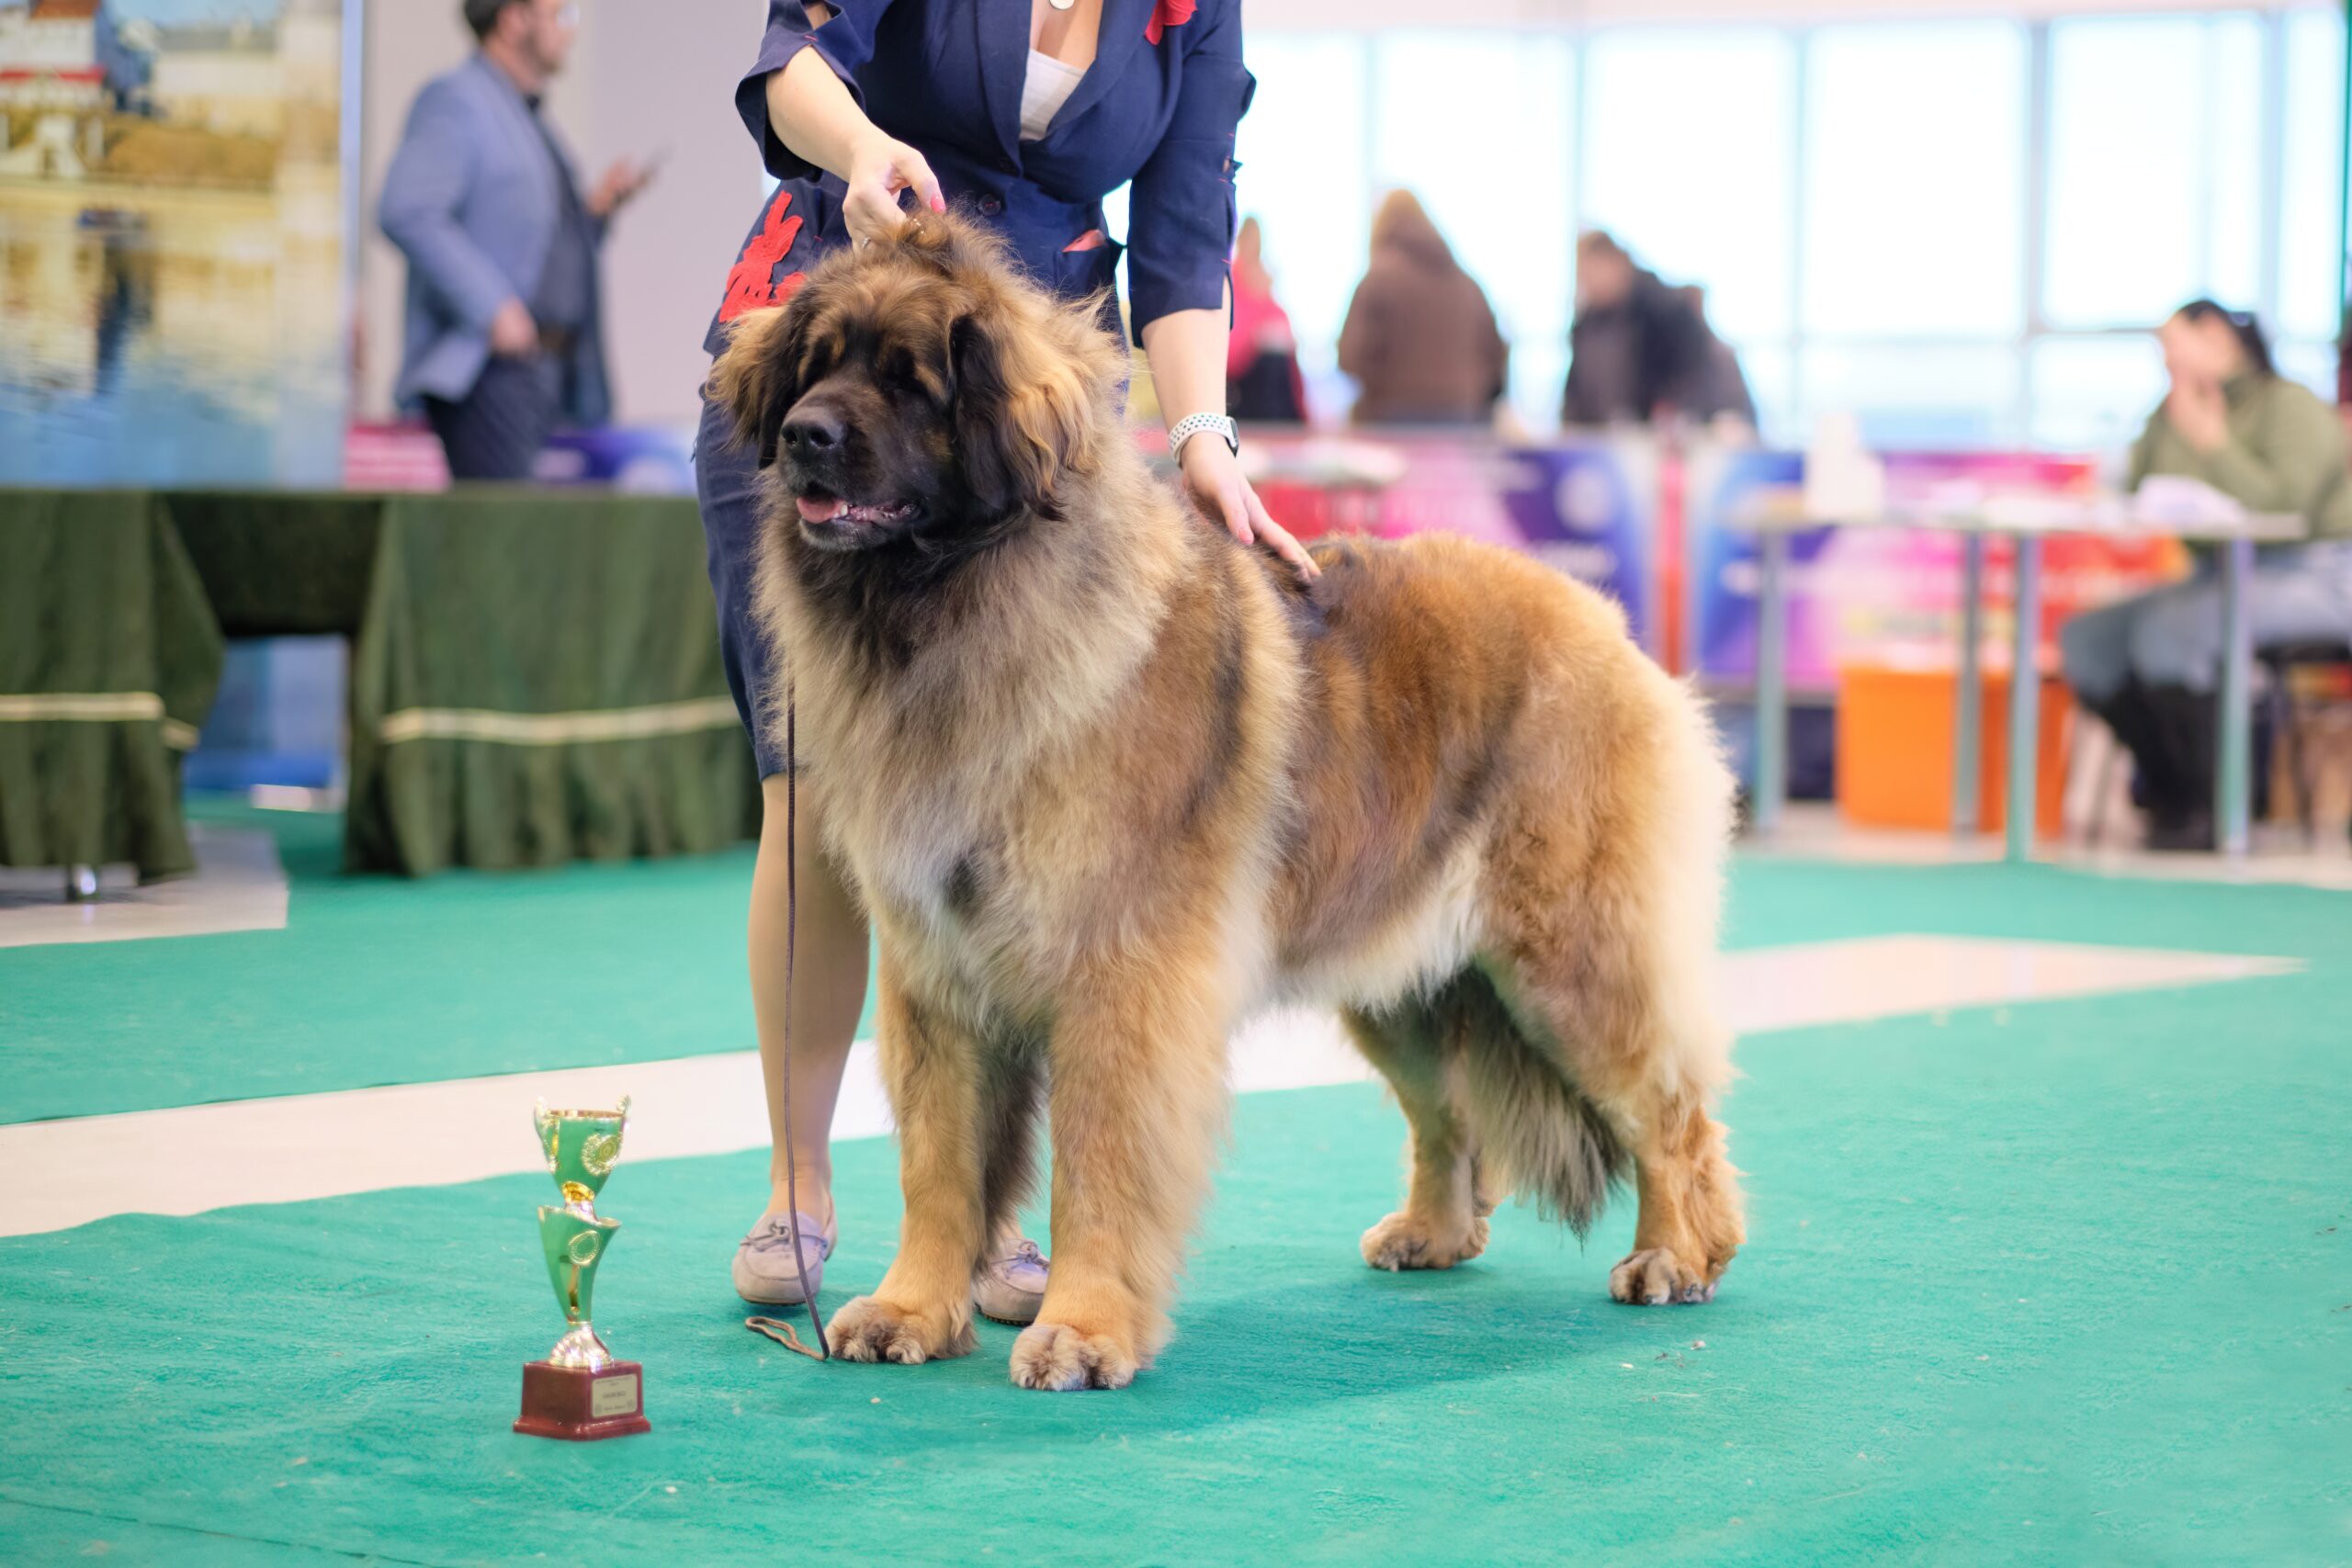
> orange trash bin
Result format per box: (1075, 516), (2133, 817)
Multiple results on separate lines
(1837, 662), (2071, 838)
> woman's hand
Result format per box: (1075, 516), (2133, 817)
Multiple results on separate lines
(842, 129), (945, 246)
(2165, 373), (2230, 453)
(1180, 435), (1319, 581)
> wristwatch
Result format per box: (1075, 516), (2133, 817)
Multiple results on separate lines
(1168, 412), (1239, 459)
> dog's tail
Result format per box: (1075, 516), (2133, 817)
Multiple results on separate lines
(1434, 972), (1631, 1237)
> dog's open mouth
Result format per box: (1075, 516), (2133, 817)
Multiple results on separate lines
(795, 491), (918, 528)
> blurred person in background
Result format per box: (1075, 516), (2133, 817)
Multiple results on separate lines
(379, 0), (652, 481)
(1563, 231), (1749, 431)
(698, 0), (1315, 1326)
(1227, 218), (1307, 423)
(1675, 285), (1757, 436)
(1337, 190), (1507, 427)
(2062, 300), (2352, 851)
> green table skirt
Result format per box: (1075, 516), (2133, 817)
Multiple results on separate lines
(4, 485), (759, 878)
(0, 491), (223, 880)
(342, 491), (759, 874)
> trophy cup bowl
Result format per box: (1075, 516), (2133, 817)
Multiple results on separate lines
(515, 1099), (650, 1441)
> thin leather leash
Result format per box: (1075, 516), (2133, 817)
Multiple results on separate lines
(745, 685), (830, 1362)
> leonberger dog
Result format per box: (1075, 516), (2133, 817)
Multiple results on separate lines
(709, 212), (1743, 1392)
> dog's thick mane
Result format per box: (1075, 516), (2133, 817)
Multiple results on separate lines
(711, 208), (1207, 822)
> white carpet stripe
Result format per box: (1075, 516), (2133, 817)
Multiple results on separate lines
(0, 936), (2296, 1238)
(0, 826), (288, 950)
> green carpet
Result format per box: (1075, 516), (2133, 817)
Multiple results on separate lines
(6, 828), (2351, 1561)
(0, 802), (882, 1126)
(6, 796), (2342, 1128)
(4, 924), (2348, 1564)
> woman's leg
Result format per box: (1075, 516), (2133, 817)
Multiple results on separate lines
(2059, 592), (2142, 707)
(748, 772), (869, 1225)
(746, 772), (1049, 1319)
(2064, 591), (2188, 831)
(699, 392), (861, 1299)
(2117, 548), (2352, 846)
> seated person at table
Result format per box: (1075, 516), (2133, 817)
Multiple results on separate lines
(2061, 300), (2352, 851)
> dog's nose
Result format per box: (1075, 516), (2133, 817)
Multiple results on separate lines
(781, 409), (846, 457)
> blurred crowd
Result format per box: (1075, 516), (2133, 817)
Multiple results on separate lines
(1227, 191), (1755, 437)
(1224, 195), (2352, 855)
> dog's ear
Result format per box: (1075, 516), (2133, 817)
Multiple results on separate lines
(949, 300), (1095, 515)
(707, 305), (808, 469)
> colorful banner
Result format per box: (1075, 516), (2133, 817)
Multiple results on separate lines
(1240, 432), (1660, 651)
(1493, 442), (1657, 653)
(0, 0), (350, 487)
(344, 423), (700, 494)
(1685, 445), (2188, 689)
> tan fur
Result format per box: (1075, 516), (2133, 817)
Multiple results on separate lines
(712, 212), (1745, 1390)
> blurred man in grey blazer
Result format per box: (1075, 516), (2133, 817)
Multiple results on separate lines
(379, 0), (650, 480)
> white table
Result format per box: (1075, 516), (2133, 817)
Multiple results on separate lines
(1736, 504), (2305, 863)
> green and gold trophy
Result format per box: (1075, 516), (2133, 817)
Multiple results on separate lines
(514, 1098), (650, 1441)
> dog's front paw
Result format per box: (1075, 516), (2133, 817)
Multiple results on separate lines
(1008, 1321), (1138, 1391)
(1361, 1210), (1489, 1271)
(826, 1294), (977, 1365)
(1608, 1247), (1717, 1305)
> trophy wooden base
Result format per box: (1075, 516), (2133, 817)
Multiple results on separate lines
(514, 1359), (650, 1441)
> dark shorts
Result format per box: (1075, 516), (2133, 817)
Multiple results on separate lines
(694, 392), (790, 778)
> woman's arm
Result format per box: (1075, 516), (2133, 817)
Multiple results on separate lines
(1128, 2), (1313, 576)
(751, 4), (942, 244)
(2140, 381), (2336, 516)
(1142, 304), (1317, 578)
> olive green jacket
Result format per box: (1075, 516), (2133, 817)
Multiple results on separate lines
(2130, 374), (2352, 539)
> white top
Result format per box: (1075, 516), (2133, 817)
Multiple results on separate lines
(1019, 49), (1086, 141)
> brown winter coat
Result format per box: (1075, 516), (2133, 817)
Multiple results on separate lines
(1337, 210), (1509, 426)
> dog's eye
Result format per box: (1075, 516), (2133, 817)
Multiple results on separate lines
(884, 352), (944, 406)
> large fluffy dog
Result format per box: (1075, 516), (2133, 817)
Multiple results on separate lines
(710, 212), (1743, 1392)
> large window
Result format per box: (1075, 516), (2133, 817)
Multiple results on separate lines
(2043, 15), (2265, 331)
(1581, 29), (1796, 344)
(1370, 29), (1577, 423)
(1211, 6), (2346, 447)
(2281, 6), (2350, 350)
(1803, 23), (2028, 341)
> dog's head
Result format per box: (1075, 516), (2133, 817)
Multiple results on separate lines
(709, 209), (1127, 557)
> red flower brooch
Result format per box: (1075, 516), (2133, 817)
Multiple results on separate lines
(1145, 0), (1195, 46)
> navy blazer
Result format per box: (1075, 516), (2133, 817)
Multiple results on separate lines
(706, 0), (1253, 355)
(379, 55), (610, 423)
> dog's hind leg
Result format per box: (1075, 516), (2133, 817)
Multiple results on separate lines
(1486, 902), (1743, 1307)
(1483, 693), (1744, 1304)
(825, 967), (989, 1365)
(1344, 998), (1496, 1271)
(1485, 921), (1743, 1304)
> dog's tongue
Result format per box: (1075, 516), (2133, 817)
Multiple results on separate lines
(796, 495), (847, 525)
